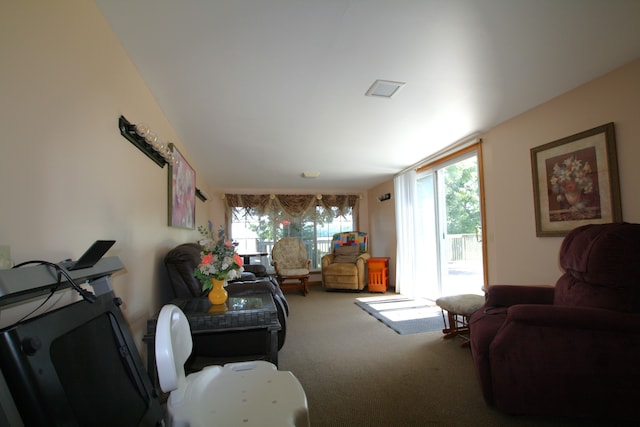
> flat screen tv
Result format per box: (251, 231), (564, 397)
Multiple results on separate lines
(0, 290), (164, 426)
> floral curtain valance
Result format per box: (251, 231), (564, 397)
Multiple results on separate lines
(223, 193), (360, 221)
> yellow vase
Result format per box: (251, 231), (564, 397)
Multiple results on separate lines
(207, 278), (228, 305)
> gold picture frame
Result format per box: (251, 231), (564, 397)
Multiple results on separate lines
(530, 122), (621, 237)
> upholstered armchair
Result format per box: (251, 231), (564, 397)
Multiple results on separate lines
(321, 232), (370, 291)
(469, 222), (640, 422)
(271, 237), (311, 295)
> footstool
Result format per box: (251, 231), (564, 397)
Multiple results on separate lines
(436, 294), (485, 346)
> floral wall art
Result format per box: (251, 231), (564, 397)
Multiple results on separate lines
(546, 147), (599, 219)
(530, 122), (621, 236)
(168, 144), (196, 229)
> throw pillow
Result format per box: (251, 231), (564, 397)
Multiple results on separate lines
(333, 245), (360, 263)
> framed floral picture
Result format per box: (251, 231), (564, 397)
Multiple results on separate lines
(168, 144), (196, 229)
(530, 122), (621, 237)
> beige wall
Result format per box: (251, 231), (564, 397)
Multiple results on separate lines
(0, 0), (374, 350)
(483, 59), (640, 285)
(0, 0), (213, 351)
(367, 181), (396, 288)
(368, 59), (640, 289)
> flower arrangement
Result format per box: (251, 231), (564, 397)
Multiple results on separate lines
(194, 221), (244, 291)
(549, 155), (593, 206)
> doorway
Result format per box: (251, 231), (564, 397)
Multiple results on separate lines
(416, 149), (485, 299)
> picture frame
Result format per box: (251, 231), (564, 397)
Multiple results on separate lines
(530, 122), (621, 237)
(168, 144), (196, 229)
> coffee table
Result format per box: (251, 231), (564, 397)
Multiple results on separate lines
(145, 293), (281, 389)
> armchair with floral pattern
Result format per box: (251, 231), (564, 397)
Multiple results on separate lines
(271, 237), (311, 295)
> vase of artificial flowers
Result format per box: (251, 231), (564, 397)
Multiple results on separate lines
(193, 221), (244, 305)
(549, 155), (593, 210)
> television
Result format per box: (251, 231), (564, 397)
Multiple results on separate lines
(0, 259), (164, 426)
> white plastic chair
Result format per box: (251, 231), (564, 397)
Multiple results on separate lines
(155, 304), (309, 427)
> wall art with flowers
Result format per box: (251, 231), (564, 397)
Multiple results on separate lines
(168, 143), (196, 229)
(530, 122), (622, 237)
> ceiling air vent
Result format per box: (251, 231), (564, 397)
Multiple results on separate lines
(365, 79), (406, 98)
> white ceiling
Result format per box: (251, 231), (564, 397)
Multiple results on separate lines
(95, 0), (640, 192)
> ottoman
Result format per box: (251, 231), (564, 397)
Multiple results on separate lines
(436, 294), (485, 345)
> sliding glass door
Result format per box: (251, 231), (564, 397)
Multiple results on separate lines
(416, 150), (485, 299)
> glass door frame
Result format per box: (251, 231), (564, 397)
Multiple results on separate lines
(416, 143), (488, 297)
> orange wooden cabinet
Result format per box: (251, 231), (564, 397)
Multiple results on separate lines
(367, 257), (390, 293)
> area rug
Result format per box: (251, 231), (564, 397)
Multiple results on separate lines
(355, 295), (445, 335)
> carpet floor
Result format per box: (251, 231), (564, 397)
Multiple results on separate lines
(277, 286), (614, 427)
(354, 294), (445, 334)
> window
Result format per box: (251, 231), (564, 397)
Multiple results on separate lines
(416, 150), (484, 298)
(225, 193), (360, 270)
(231, 207), (354, 270)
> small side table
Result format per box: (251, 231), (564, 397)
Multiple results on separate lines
(367, 257), (390, 292)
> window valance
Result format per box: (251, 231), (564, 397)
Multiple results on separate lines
(223, 194), (360, 221)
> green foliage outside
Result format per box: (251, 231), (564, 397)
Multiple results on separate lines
(444, 158), (481, 234)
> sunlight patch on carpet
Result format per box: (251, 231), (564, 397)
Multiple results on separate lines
(366, 299), (436, 311)
(382, 306), (441, 322)
(355, 295), (445, 335)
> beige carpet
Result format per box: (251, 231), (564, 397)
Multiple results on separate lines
(277, 286), (612, 427)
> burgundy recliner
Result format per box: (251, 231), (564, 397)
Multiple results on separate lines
(469, 222), (640, 421)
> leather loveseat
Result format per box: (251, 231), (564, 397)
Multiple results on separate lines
(164, 243), (288, 358)
(469, 222), (640, 422)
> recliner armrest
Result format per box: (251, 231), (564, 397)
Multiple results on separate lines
(487, 303), (640, 417)
(503, 304), (640, 332)
(356, 253), (371, 262)
(484, 284), (554, 308)
(355, 253), (370, 271)
(321, 254), (335, 268)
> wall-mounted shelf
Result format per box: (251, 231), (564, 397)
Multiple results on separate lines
(118, 115), (167, 168)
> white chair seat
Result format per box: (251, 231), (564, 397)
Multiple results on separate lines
(156, 304), (309, 427)
(168, 361), (309, 427)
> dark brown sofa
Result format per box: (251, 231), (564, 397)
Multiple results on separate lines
(164, 243), (288, 358)
(469, 222), (640, 421)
